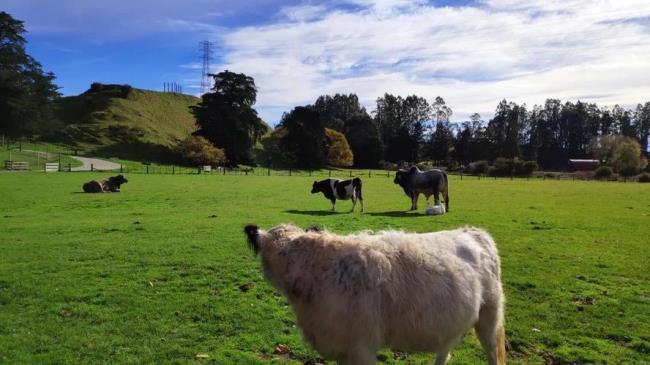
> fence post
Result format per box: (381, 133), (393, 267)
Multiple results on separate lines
(120, 164), (123, 173)
(349, 170), (352, 178)
(461, 172), (463, 180)
(329, 170), (331, 177)
(91, 163), (94, 172)
(289, 169), (292, 176)
(369, 170), (371, 178)
(268, 167), (270, 176)
(146, 165), (149, 174)
(309, 170), (311, 177)
(68, 163), (71, 172)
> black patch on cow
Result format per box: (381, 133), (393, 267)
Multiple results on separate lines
(335, 179), (352, 198)
(311, 179), (336, 201)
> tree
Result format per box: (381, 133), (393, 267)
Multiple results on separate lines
(634, 102), (650, 153)
(0, 11), (60, 137)
(313, 94), (365, 132)
(429, 121), (453, 164)
(590, 135), (647, 173)
(325, 128), (353, 167)
(486, 100), (525, 159)
(374, 93), (431, 162)
(610, 137), (647, 174)
(278, 106), (328, 168)
(177, 135), (226, 166)
(344, 112), (384, 168)
(191, 70), (267, 165)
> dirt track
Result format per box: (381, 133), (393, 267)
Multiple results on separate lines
(70, 156), (121, 171)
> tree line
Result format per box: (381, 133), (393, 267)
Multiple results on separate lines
(193, 70), (649, 174)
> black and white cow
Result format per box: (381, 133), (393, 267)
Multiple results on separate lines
(311, 178), (364, 212)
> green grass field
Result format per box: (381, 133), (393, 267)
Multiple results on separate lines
(1, 173), (648, 364)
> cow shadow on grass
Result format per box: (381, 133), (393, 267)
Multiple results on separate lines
(286, 209), (421, 217)
(285, 209), (341, 216)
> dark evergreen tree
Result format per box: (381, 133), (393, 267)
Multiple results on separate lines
(344, 112), (384, 168)
(278, 106), (327, 168)
(191, 70), (267, 165)
(0, 11), (60, 137)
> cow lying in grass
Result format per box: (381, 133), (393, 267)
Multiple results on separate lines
(311, 177), (364, 212)
(82, 174), (128, 193)
(244, 224), (506, 365)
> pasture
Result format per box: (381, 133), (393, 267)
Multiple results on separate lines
(0, 173), (648, 364)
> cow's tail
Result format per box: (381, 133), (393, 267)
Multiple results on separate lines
(353, 177), (363, 201)
(442, 171), (449, 212)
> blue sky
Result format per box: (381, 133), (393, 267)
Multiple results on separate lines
(4, 0), (650, 124)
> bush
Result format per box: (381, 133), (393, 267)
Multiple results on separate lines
(638, 172), (650, 183)
(594, 166), (613, 179)
(416, 161), (436, 171)
(177, 136), (226, 166)
(515, 160), (538, 176)
(619, 165), (639, 177)
(491, 158), (513, 176)
(468, 160), (489, 175)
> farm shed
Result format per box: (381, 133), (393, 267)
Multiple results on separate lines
(568, 159), (600, 171)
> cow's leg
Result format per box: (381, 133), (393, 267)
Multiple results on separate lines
(412, 193), (419, 210)
(433, 190), (440, 206)
(433, 349), (450, 365)
(356, 185), (364, 212)
(351, 195), (357, 212)
(444, 187), (450, 212)
(475, 302), (503, 365)
(331, 199), (336, 212)
(338, 347), (377, 365)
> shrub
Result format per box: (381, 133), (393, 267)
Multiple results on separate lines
(468, 160), (489, 175)
(638, 172), (650, 183)
(416, 161), (436, 171)
(514, 160), (538, 176)
(177, 136), (226, 166)
(594, 166), (613, 179)
(491, 158), (514, 176)
(619, 165), (639, 177)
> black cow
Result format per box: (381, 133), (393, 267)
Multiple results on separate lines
(311, 178), (364, 212)
(394, 166), (449, 212)
(83, 174), (128, 193)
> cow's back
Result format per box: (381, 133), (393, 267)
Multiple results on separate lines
(374, 228), (498, 352)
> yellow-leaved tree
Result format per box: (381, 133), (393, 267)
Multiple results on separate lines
(325, 128), (353, 167)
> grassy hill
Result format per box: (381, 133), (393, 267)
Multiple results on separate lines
(52, 83), (200, 162)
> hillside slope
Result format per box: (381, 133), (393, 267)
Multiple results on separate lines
(53, 84), (199, 161)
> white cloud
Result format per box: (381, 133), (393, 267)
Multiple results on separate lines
(211, 0), (650, 124)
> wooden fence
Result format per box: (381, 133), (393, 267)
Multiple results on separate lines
(4, 161), (29, 170)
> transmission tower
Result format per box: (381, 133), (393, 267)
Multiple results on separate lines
(199, 41), (214, 95)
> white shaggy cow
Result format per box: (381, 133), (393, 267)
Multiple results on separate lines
(244, 224), (506, 365)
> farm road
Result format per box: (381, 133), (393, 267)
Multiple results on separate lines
(70, 156), (121, 171)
